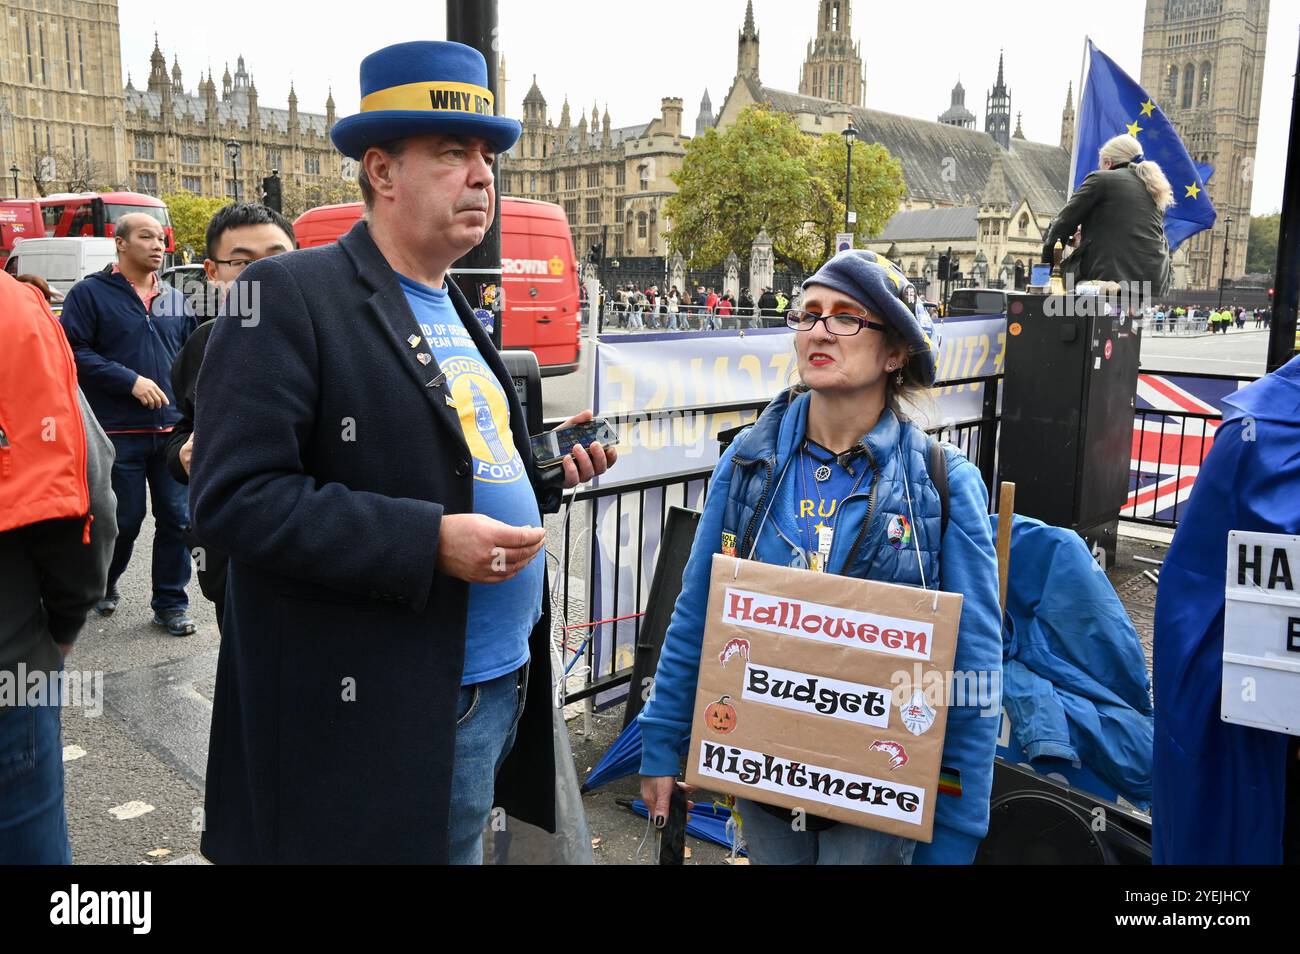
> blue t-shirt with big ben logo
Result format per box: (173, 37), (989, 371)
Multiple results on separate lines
(400, 275), (542, 685)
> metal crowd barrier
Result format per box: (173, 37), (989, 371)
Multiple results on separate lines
(548, 375), (1003, 705)
(597, 302), (786, 332)
(1123, 368), (1258, 527)
(1145, 318), (1209, 335)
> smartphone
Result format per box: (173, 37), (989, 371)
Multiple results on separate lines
(529, 418), (619, 468)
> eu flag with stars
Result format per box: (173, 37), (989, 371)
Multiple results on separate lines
(1073, 39), (1216, 252)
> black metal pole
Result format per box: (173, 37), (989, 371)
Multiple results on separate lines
(448, 0), (504, 351)
(844, 138), (852, 235)
(1217, 216), (1232, 310)
(1267, 31), (1300, 373)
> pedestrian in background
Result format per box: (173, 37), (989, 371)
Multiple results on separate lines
(758, 286), (778, 325)
(165, 203), (297, 633)
(59, 214), (198, 636)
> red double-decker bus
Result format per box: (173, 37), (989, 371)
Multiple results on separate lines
(0, 191), (174, 261)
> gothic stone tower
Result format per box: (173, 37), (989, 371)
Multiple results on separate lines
(1141, 0), (1269, 287)
(985, 51), (1011, 150)
(799, 0), (865, 106)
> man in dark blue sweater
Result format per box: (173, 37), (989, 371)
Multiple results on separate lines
(60, 213), (198, 636)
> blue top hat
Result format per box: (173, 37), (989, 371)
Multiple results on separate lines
(330, 41), (521, 160)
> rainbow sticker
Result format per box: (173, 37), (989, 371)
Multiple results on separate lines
(887, 514), (912, 550)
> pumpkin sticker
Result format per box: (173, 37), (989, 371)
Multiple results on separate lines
(705, 695), (738, 734)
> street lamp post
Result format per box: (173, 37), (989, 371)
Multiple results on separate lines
(1217, 214), (1233, 310)
(9, 165), (18, 197)
(842, 124), (857, 237)
(225, 139), (241, 200)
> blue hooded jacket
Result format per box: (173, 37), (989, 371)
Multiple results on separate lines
(59, 265), (195, 433)
(1152, 355), (1300, 863)
(637, 389), (1003, 863)
(995, 514), (1154, 807)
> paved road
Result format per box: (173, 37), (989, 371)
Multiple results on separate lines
(1139, 326), (1270, 377)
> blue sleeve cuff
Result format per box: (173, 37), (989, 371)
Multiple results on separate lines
(1024, 739), (1078, 763)
(912, 828), (982, 865)
(638, 722), (688, 778)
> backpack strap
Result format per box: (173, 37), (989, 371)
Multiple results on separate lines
(925, 435), (950, 538)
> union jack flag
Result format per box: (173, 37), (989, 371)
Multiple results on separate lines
(1127, 373), (1245, 522)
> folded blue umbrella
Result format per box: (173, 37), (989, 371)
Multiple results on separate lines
(583, 719), (690, 791)
(623, 798), (746, 856)
(582, 719), (644, 792)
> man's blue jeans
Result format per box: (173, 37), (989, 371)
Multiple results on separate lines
(107, 432), (192, 612)
(447, 661), (530, 865)
(735, 798), (916, 865)
(0, 687), (71, 864)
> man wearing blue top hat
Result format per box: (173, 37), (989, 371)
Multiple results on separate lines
(190, 40), (615, 864)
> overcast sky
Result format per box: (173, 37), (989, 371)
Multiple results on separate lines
(121, 0), (1297, 214)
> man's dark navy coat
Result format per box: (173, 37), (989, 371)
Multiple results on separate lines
(191, 221), (559, 863)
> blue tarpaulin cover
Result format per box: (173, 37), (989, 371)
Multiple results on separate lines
(1153, 356), (1300, 864)
(993, 514), (1154, 807)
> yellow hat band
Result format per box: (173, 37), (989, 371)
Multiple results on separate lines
(360, 80), (494, 117)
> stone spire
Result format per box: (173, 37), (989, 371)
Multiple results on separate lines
(695, 89), (714, 136)
(148, 35), (167, 93)
(559, 95), (570, 129)
(737, 0), (760, 80)
(222, 62), (232, 99)
(1013, 111), (1025, 139)
(1060, 81), (1076, 150)
(984, 49), (1011, 149)
(326, 86), (336, 128)
(203, 68), (218, 121)
(248, 78), (259, 130)
(980, 150), (1011, 209)
(171, 55), (183, 94)
(799, 0), (866, 106)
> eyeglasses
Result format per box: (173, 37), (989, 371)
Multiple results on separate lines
(211, 258), (257, 271)
(785, 309), (888, 336)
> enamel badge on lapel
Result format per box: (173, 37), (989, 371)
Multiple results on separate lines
(417, 352), (431, 365)
(407, 334), (421, 348)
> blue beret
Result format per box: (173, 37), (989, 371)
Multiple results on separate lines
(802, 249), (939, 386)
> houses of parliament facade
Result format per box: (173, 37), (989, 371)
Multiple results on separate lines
(0, 0), (1269, 290)
(0, 1), (345, 203)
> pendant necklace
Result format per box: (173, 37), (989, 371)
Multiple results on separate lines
(803, 439), (837, 483)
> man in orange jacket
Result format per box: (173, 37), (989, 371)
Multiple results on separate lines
(0, 271), (118, 863)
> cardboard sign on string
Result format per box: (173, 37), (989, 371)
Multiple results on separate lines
(685, 554), (963, 843)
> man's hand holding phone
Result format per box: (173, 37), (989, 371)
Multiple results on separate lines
(540, 410), (619, 489)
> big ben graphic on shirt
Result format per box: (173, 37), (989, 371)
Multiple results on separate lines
(434, 354), (523, 484)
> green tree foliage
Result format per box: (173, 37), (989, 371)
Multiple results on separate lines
(664, 106), (905, 275)
(1245, 212), (1280, 275)
(281, 177), (362, 220)
(162, 191), (230, 262)
(808, 132), (906, 265)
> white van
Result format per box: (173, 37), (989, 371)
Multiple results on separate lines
(9, 237), (118, 297)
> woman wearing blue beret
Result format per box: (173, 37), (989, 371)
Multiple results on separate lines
(637, 250), (1003, 864)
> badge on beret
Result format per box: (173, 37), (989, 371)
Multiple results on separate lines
(904, 285), (917, 306)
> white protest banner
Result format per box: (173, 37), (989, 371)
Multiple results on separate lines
(1222, 531), (1300, 736)
(685, 555), (963, 841)
(584, 317), (1002, 704)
